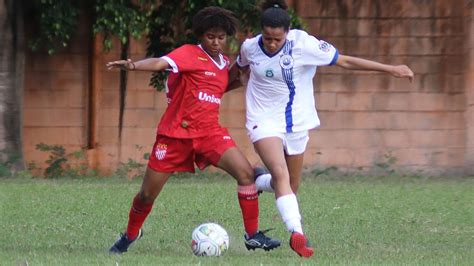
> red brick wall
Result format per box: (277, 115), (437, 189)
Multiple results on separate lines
(23, 12), (90, 173)
(22, 0), (474, 175)
(91, 37), (168, 173)
(294, 0), (469, 174)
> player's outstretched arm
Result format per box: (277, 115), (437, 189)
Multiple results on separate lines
(106, 58), (170, 72)
(335, 54), (414, 82)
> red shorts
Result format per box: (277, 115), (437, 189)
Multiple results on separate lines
(147, 128), (237, 173)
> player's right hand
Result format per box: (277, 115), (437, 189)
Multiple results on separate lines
(106, 59), (135, 71)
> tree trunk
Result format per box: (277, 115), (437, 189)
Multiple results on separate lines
(0, 0), (25, 171)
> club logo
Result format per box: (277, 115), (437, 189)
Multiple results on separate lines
(319, 41), (331, 53)
(155, 143), (167, 160)
(265, 69), (274, 78)
(279, 54), (294, 69)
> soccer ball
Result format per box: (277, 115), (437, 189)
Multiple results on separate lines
(191, 222), (229, 256)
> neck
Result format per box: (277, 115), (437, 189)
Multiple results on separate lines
(201, 46), (221, 63)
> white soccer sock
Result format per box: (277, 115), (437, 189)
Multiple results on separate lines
(276, 193), (303, 234)
(255, 173), (274, 192)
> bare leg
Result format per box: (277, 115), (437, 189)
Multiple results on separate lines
(138, 166), (172, 203)
(253, 137), (313, 257)
(254, 137), (292, 198)
(126, 167), (172, 239)
(216, 147), (253, 185)
(217, 147), (258, 236)
(216, 147), (281, 250)
(109, 166), (173, 253)
(285, 153), (304, 194)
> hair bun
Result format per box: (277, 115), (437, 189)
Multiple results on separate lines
(261, 0), (288, 11)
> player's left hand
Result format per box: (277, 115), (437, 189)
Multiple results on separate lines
(391, 65), (414, 82)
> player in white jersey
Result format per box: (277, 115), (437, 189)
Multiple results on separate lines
(232, 0), (414, 258)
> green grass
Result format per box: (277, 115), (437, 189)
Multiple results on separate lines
(0, 174), (473, 265)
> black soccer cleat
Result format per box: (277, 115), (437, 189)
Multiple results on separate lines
(244, 229), (281, 251)
(109, 229), (143, 254)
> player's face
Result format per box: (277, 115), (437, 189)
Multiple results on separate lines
(201, 29), (227, 58)
(261, 26), (288, 54)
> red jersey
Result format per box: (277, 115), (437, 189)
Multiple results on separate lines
(157, 44), (230, 138)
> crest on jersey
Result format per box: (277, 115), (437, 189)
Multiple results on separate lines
(279, 54), (294, 69)
(319, 41), (331, 53)
(155, 143), (167, 160)
(265, 69), (274, 78)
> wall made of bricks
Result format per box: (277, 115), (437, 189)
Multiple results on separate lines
(292, 0), (469, 174)
(22, 10), (90, 172)
(22, 0), (473, 176)
(89, 37), (165, 174)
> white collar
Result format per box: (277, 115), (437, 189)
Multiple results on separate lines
(198, 44), (226, 70)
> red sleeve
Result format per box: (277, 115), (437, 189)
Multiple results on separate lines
(163, 45), (196, 73)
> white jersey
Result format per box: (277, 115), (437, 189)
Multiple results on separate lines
(237, 29), (338, 133)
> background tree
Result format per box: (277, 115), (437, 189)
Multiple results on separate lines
(1, 0), (303, 173)
(0, 0), (25, 174)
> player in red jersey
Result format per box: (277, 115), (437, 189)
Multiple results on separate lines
(106, 7), (280, 254)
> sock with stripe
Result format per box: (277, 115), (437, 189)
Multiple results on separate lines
(237, 184), (259, 237)
(126, 194), (153, 240)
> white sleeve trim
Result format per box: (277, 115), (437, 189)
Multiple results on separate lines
(160, 56), (178, 73)
(236, 55), (249, 67)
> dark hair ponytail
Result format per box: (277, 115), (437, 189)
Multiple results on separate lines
(260, 0), (290, 31)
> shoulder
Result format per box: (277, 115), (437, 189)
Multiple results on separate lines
(171, 44), (199, 55)
(241, 34), (261, 51)
(288, 29), (314, 43)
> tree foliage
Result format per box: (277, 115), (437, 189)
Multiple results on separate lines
(30, 0), (304, 89)
(93, 0), (154, 51)
(29, 0), (78, 55)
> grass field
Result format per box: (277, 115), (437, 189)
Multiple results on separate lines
(1, 174), (473, 265)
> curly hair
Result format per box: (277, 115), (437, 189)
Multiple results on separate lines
(260, 0), (290, 31)
(192, 7), (238, 37)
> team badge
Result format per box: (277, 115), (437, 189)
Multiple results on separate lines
(155, 143), (168, 160)
(265, 69), (274, 78)
(279, 54), (294, 69)
(197, 56), (208, 61)
(319, 41), (331, 53)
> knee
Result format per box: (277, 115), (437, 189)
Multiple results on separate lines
(269, 164), (289, 180)
(234, 166), (254, 186)
(138, 190), (156, 204)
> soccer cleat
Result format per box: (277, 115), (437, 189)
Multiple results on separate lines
(109, 229), (143, 254)
(253, 167), (269, 195)
(244, 229), (281, 251)
(289, 232), (314, 258)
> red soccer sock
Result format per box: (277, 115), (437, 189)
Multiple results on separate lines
(126, 194), (153, 240)
(237, 184), (259, 237)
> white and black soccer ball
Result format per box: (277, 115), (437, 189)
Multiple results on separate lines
(191, 222), (229, 256)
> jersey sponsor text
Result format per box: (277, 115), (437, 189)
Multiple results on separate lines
(198, 91), (221, 105)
